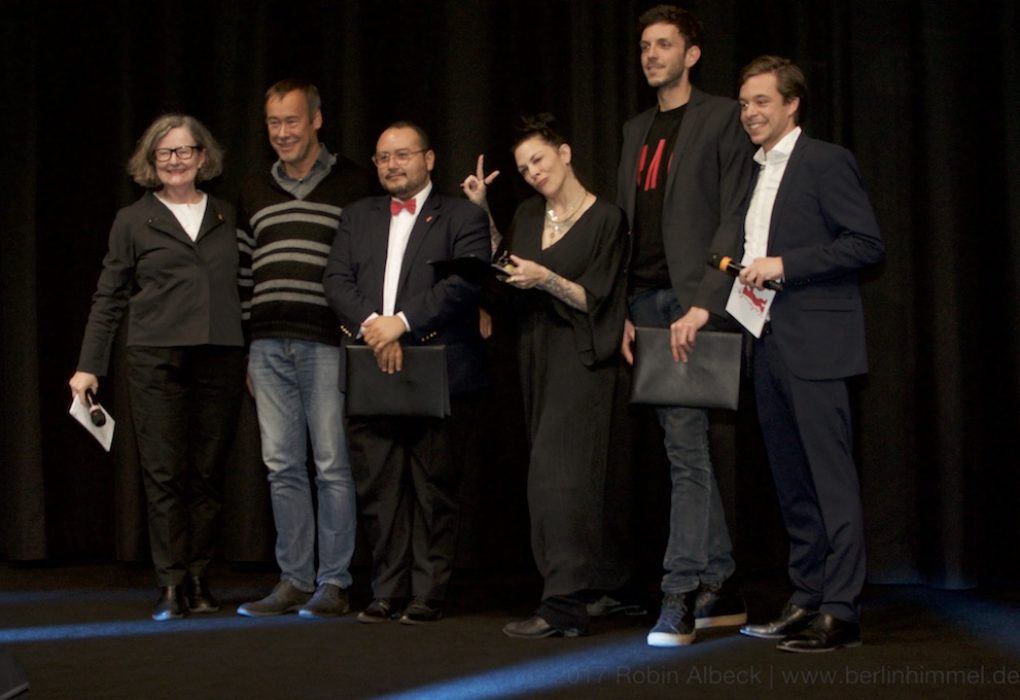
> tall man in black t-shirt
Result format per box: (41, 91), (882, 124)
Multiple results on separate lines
(615, 5), (754, 647)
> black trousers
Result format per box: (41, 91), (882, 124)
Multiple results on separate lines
(753, 334), (865, 623)
(346, 393), (479, 603)
(126, 345), (245, 586)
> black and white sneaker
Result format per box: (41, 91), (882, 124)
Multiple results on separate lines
(694, 580), (747, 629)
(647, 591), (697, 647)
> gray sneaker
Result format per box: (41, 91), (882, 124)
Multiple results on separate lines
(237, 580), (312, 617)
(299, 583), (351, 619)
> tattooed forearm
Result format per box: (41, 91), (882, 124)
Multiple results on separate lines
(539, 270), (586, 310)
(489, 219), (503, 255)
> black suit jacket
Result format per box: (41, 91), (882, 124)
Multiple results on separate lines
(77, 192), (244, 376)
(759, 133), (885, 380)
(323, 188), (490, 395)
(617, 88), (755, 315)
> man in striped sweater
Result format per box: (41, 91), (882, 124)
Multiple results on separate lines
(237, 79), (375, 619)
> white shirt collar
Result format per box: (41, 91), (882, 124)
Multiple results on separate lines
(753, 126), (802, 166)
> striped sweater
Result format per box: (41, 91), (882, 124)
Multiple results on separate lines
(238, 157), (376, 345)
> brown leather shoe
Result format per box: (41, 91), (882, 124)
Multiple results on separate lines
(777, 613), (861, 652)
(740, 603), (818, 639)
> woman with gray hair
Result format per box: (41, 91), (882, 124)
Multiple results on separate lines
(69, 114), (245, 621)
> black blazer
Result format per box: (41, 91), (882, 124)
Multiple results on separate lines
(617, 88), (755, 315)
(323, 188), (490, 395)
(759, 134), (885, 380)
(77, 191), (244, 376)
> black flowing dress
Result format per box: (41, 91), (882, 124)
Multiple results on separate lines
(507, 195), (628, 615)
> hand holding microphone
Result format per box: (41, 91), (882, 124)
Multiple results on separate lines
(707, 253), (784, 292)
(85, 389), (106, 427)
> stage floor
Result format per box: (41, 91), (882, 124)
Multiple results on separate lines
(1, 563), (1018, 699)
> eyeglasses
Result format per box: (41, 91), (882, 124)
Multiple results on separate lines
(153, 145), (202, 163)
(371, 149), (426, 167)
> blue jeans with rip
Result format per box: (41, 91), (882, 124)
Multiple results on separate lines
(248, 338), (356, 591)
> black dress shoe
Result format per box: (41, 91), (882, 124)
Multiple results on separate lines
(399, 598), (442, 625)
(152, 585), (186, 621)
(777, 613), (861, 653)
(740, 603), (818, 639)
(503, 615), (583, 639)
(187, 577), (220, 614)
(357, 598), (395, 623)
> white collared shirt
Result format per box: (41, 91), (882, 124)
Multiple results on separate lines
(156, 192), (208, 241)
(365, 182), (432, 333)
(742, 127), (802, 264)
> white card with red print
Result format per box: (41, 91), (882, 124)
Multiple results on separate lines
(725, 278), (776, 338)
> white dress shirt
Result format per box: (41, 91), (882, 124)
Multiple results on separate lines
(362, 182), (433, 333)
(742, 127), (802, 265)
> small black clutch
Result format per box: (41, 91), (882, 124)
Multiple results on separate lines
(630, 327), (741, 410)
(345, 345), (450, 418)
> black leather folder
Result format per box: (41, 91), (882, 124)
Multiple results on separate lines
(630, 327), (741, 410)
(345, 345), (450, 418)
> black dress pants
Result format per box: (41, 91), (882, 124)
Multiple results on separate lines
(346, 393), (479, 603)
(126, 345), (245, 586)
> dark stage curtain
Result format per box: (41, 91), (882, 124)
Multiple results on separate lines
(2, 0), (1017, 590)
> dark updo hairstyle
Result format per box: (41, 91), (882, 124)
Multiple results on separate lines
(511, 112), (569, 152)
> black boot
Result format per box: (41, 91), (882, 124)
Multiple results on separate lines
(152, 585), (186, 621)
(187, 577), (220, 614)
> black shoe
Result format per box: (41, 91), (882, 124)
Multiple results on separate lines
(357, 598), (395, 623)
(647, 590), (697, 647)
(740, 603), (818, 639)
(152, 585), (186, 621)
(186, 577), (220, 614)
(777, 613), (861, 653)
(503, 615), (583, 639)
(400, 598), (442, 625)
(586, 594), (648, 617)
(694, 580), (747, 629)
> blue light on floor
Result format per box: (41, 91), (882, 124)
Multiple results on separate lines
(0, 614), (343, 643)
(370, 636), (740, 700)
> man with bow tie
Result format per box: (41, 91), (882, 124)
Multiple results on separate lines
(324, 121), (490, 625)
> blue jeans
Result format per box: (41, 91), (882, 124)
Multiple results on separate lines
(628, 288), (736, 594)
(248, 338), (356, 591)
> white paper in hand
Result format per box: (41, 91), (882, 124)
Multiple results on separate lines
(69, 399), (115, 451)
(725, 278), (776, 338)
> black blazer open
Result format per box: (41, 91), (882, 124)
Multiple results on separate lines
(323, 188), (490, 395)
(617, 88), (755, 316)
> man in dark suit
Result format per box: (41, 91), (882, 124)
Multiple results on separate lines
(323, 122), (489, 625)
(614, 5), (754, 647)
(734, 56), (884, 652)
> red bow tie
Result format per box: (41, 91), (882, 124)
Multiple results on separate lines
(390, 199), (417, 216)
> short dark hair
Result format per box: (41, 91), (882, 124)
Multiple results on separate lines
(511, 112), (568, 152)
(126, 113), (224, 188)
(740, 55), (808, 124)
(638, 5), (703, 50)
(265, 79), (321, 119)
(385, 120), (431, 151)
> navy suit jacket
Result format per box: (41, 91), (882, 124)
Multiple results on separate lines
(617, 88), (755, 315)
(758, 134), (885, 380)
(323, 188), (490, 395)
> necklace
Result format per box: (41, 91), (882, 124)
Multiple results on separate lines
(545, 190), (588, 238)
